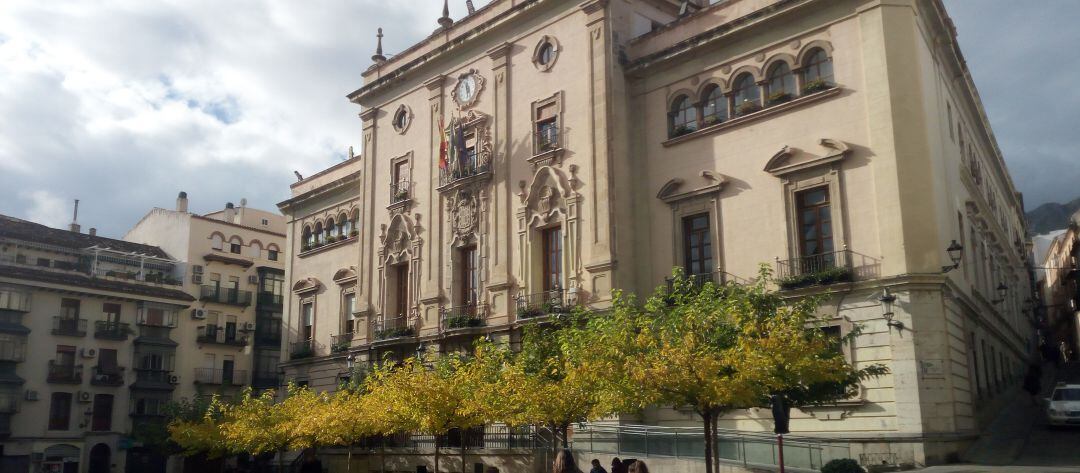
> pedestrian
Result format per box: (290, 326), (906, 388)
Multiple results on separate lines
(589, 458), (608, 473)
(1023, 363), (1042, 405)
(628, 460), (649, 473)
(553, 449), (577, 473)
(1061, 341), (1070, 365)
(610, 457), (626, 473)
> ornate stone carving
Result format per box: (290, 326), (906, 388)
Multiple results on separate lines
(452, 193), (477, 237)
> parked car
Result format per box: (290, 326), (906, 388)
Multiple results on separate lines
(1046, 383), (1080, 426)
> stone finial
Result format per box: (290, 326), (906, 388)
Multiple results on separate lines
(371, 28), (387, 63)
(438, 0), (454, 29)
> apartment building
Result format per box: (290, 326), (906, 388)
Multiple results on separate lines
(0, 215), (193, 473)
(280, 0), (1034, 467)
(124, 193), (287, 400)
(1035, 213), (1080, 363)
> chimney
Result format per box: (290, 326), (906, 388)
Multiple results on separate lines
(176, 191), (189, 212)
(69, 199), (81, 233)
(89, 228), (97, 236)
(224, 202), (236, 223)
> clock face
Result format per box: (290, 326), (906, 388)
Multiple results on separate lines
(453, 71), (484, 108)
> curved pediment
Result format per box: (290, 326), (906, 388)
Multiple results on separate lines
(292, 277), (322, 294)
(764, 139), (851, 177)
(656, 172), (726, 204)
(333, 267), (357, 285)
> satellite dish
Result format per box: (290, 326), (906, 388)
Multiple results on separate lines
(240, 198), (248, 207)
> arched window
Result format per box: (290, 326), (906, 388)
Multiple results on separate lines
(732, 73), (761, 116)
(314, 222), (324, 244)
(766, 62), (795, 104)
(700, 85), (727, 126)
(339, 213), (350, 237)
(326, 218), (337, 241)
(351, 209), (360, 237)
(302, 226), (313, 248)
(210, 234), (224, 251)
(668, 95), (697, 138)
(802, 48), (833, 90)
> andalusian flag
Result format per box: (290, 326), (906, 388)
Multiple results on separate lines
(439, 116), (449, 170)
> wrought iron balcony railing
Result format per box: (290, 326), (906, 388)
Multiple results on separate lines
(196, 325), (248, 346)
(439, 154), (492, 187)
(47, 361), (82, 384)
(516, 287), (569, 320)
(441, 303), (487, 331)
(390, 181), (411, 204)
(535, 126), (561, 153)
(194, 368), (248, 386)
(775, 249), (854, 290)
(330, 333), (353, 353)
(94, 321), (131, 340)
(251, 372), (280, 389)
(52, 317), (87, 337)
(372, 315), (416, 341)
(90, 366), (126, 386)
(199, 286), (252, 306)
(290, 340), (314, 360)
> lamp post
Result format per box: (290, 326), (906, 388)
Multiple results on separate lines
(991, 283), (1008, 304)
(879, 288), (903, 332)
(941, 240), (964, 273)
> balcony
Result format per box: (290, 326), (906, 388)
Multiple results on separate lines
(194, 368), (248, 386)
(51, 317), (87, 337)
(372, 316), (416, 341)
(664, 270), (745, 293)
(94, 321), (131, 341)
(0, 287), (31, 312)
(775, 249), (858, 291)
(196, 325), (248, 347)
(438, 154), (492, 189)
(529, 127), (564, 167)
(90, 366), (126, 386)
(516, 287), (570, 320)
(257, 291), (284, 307)
(133, 368), (175, 387)
(251, 372), (281, 389)
(441, 303), (487, 332)
(289, 340), (313, 360)
(390, 181), (411, 206)
(330, 333), (353, 354)
(47, 361), (82, 384)
(199, 286), (252, 306)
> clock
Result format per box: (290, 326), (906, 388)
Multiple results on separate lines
(452, 69), (485, 109)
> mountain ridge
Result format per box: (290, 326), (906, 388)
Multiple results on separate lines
(1026, 197), (1080, 234)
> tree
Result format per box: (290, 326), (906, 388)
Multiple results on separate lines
(217, 385), (325, 473)
(599, 269), (888, 473)
(316, 388), (385, 473)
(168, 395), (231, 458)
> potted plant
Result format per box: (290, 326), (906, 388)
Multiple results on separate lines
(802, 78), (832, 94)
(671, 125), (694, 137)
(349, 229), (359, 238)
(736, 100), (762, 116)
(395, 190), (409, 201)
(326, 235), (338, 244)
(301, 244), (311, 252)
(767, 91), (793, 106)
(702, 115), (722, 127)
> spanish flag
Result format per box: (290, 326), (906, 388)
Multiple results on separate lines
(439, 116), (449, 170)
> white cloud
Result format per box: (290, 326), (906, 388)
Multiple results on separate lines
(21, 190), (71, 229)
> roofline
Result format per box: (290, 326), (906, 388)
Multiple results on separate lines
(278, 170), (363, 212)
(290, 156), (361, 189)
(190, 214), (286, 238)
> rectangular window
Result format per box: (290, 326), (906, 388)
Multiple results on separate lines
(535, 103), (559, 153)
(460, 246), (478, 307)
(682, 214), (713, 276)
(144, 307), (165, 326)
(796, 187), (835, 261)
(60, 298), (80, 320)
(820, 325), (843, 355)
(542, 227), (563, 291)
(103, 303), (121, 325)
(56, 345), (76, 367)
(464, 132), (478, 168)
(394, 264), (410, 318)
(343, 293), (356, 334)
(301, 302), (313, 341)
(91, 394), (114, 431)
(98, 348), (118, 372)
(48, 392), (72, 430)
(230, 243), (242, 254)
(268, 249), (279, 261)
(225, 315), (238, 342)
(36, 258), (51, 267)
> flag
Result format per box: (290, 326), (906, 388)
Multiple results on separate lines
(438, 116), (449, 170)
(447, 118), (458, 172)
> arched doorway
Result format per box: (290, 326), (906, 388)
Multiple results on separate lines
(89, 443), (111, 473)
(42, 444), (80, 473)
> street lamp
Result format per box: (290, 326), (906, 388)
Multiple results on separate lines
(941, 240), (964, 273)
(991, 283), (1008, 304)
(878, 288), (903, 332)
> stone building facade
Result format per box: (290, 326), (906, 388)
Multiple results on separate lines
(280, 0), (1034, 467)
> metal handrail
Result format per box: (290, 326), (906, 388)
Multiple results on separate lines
(52, 317), (87, 336)
(441, 303), (487, 331)
(194, 368), (248, 385)
(515, 287), (568, 319)
(372, 315), (415, 340)
(390, 181), (411, 203)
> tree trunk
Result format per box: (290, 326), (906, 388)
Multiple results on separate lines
(460, 429), (467, 473)
(278, 447), (286, 473)
(346, 444), (353, 473)
(702, 411), (714, 473)
(380, 439), (386, 473)
(711, 414), (720, 473)
(560, 423), (570, 449)
(434, 433), (441, 473)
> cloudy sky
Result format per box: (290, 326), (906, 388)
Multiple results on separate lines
(0, 0), (1075, 237)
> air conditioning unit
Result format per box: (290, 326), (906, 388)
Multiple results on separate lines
(25, 390), (39, 401)
(80, 348), (97, 359)
(192, 264), (204, 274)
(248, 275), (259, 285)
(191, 308), (207, 320)
(76, 390), (92, 403)
(241, 321), (256, 332)
(169, 375), (180, 385)
(192, 274), (203, 284)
